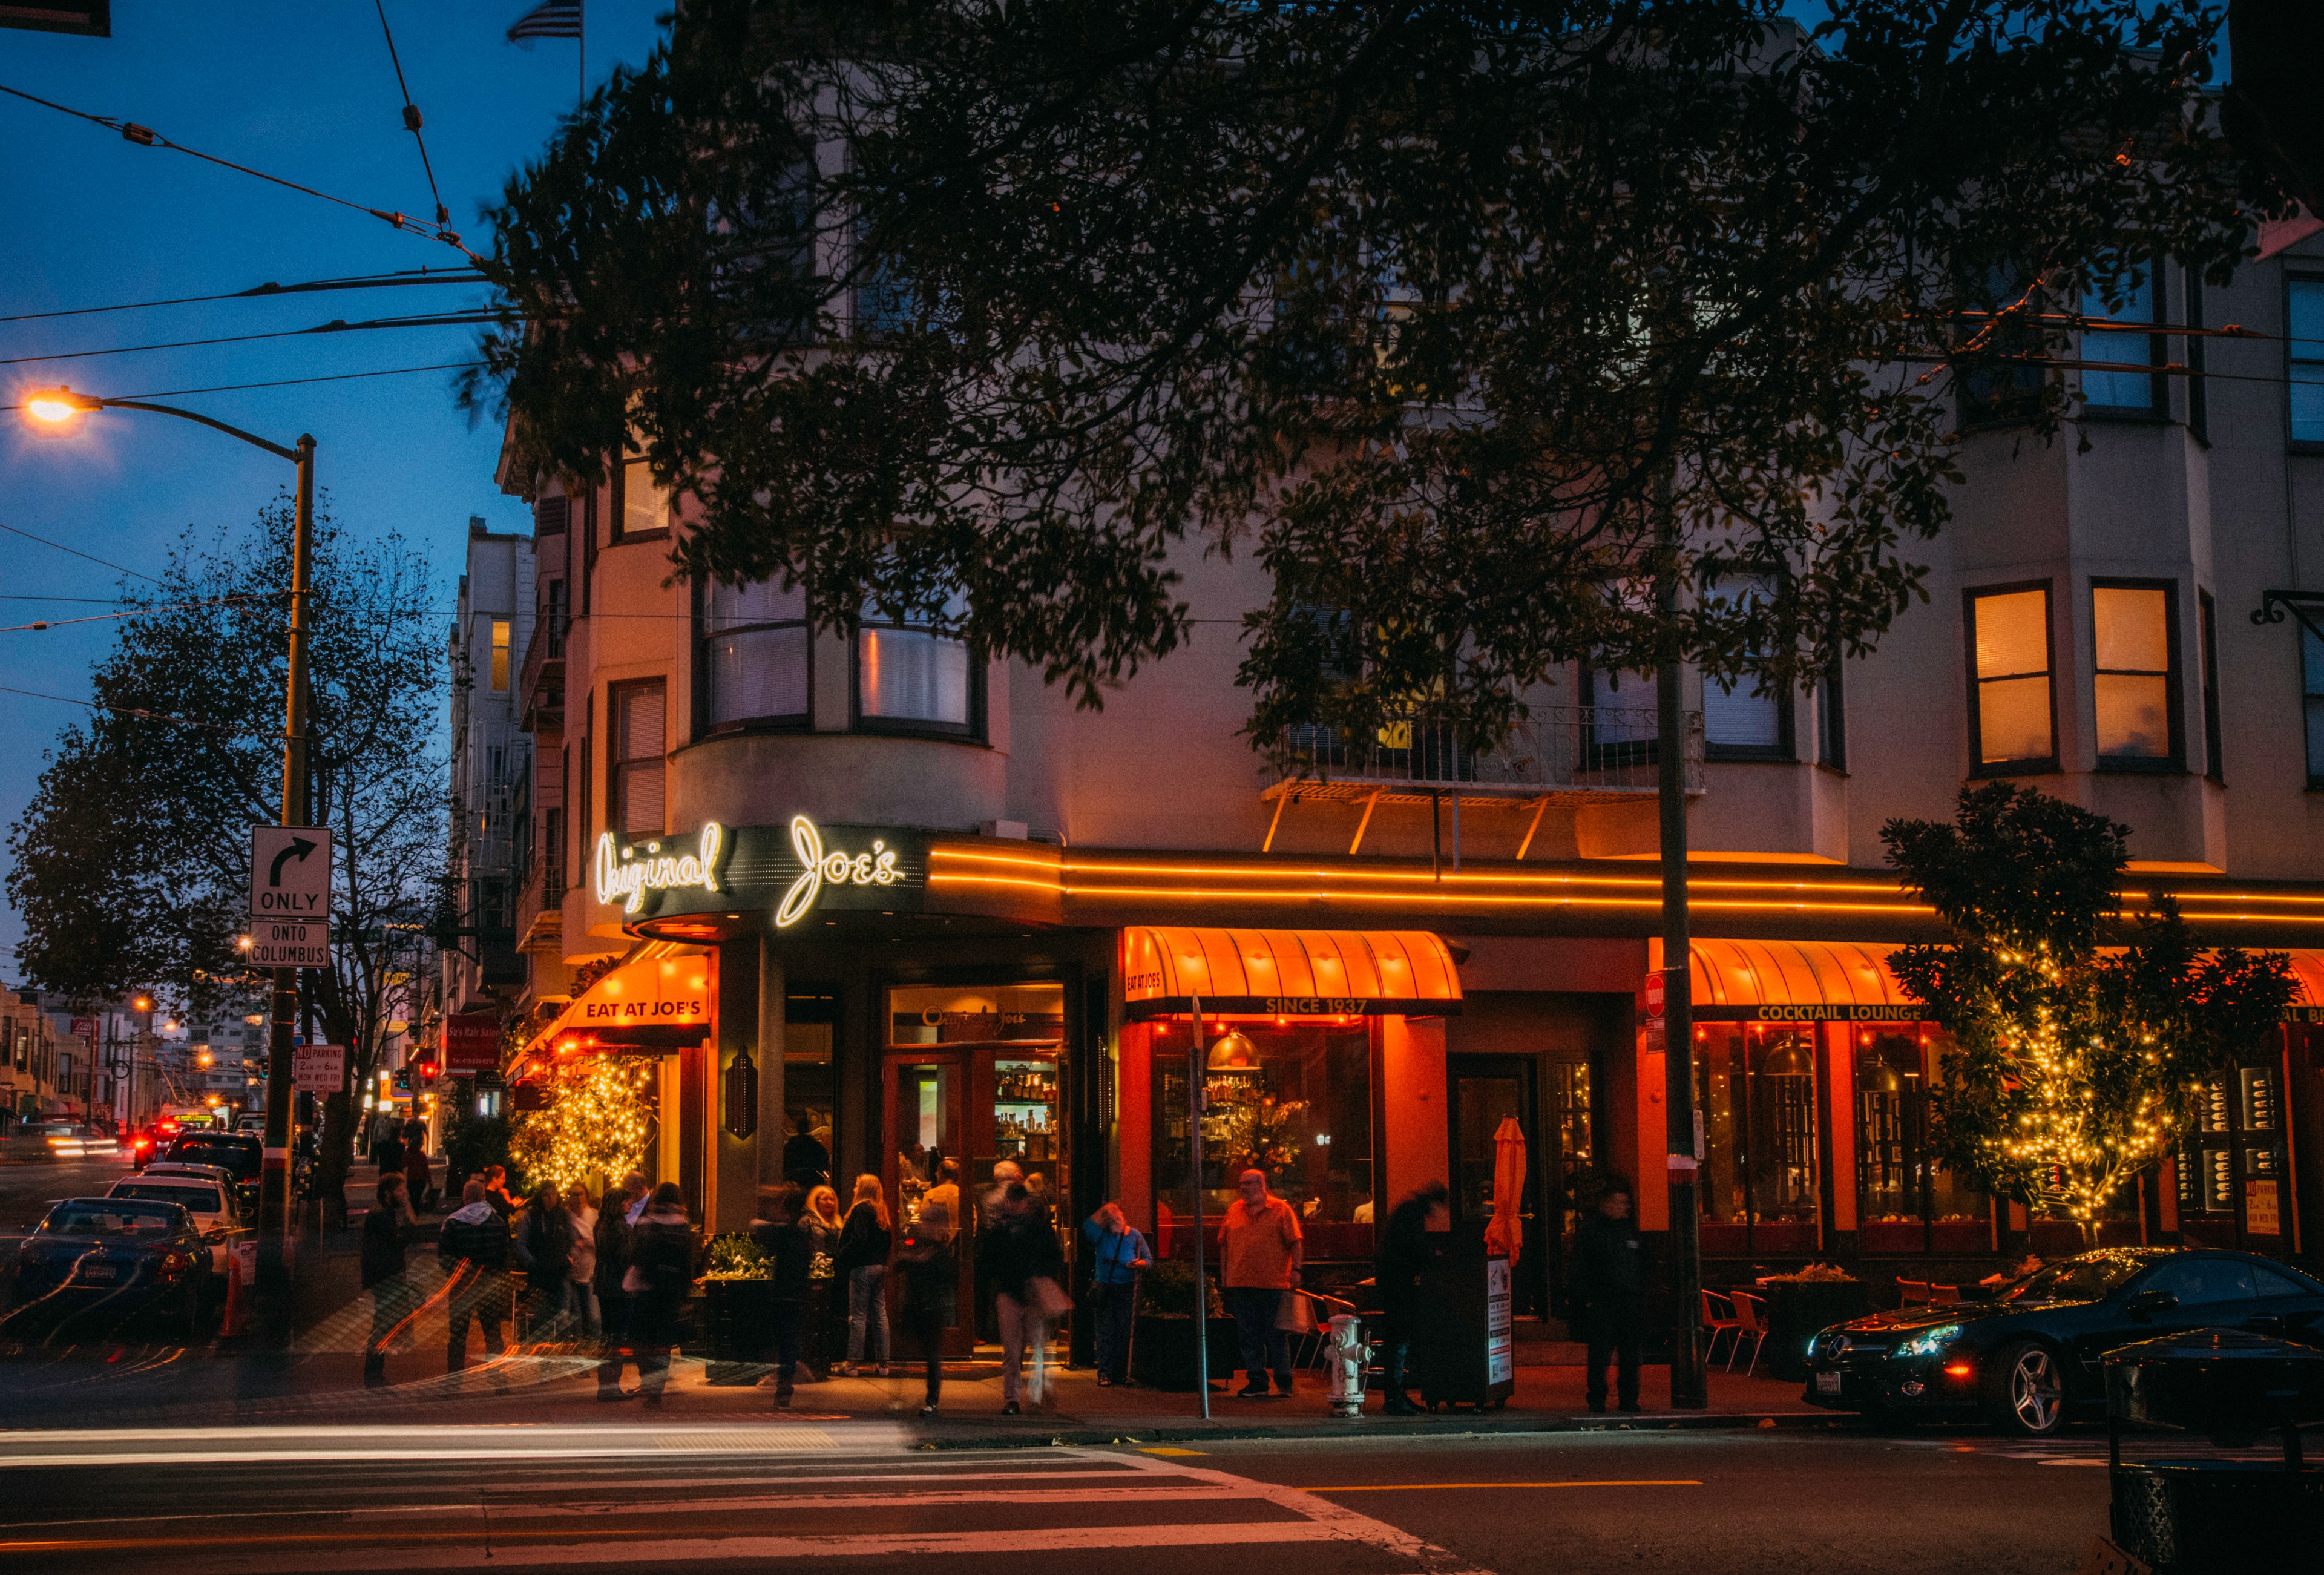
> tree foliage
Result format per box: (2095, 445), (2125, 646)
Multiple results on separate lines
(1884, 783), (2291, 1231)
(6, 498), (447, 1185)
(471, 0), (2256, 760)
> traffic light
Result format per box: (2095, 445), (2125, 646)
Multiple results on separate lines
(393, 1068), (412, 1092)
(418, 1060), (440, 1084)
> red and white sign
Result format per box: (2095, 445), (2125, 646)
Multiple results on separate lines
(442, 1013), (501, 1071)
(1644, 971), (1666, 1019)
(292, 1042), (346, 1096)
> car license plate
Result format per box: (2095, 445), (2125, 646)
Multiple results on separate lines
(1814, 1370), (1842, 1395)
(80, 1264), (118, 1282)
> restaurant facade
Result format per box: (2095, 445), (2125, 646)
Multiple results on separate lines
(490, 230), (2324, 1344)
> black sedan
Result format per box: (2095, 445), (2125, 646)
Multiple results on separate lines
(1801, 1248), (2324, 1436)
(159, 1131), (264, 1210)
(7, 1195), (212, 1341)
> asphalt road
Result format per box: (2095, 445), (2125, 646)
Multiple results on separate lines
(0, 1423), (2129, 1574)
(0, 1154), (127, 1258)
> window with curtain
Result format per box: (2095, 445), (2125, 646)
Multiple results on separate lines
(703, 579), (810, 730)
(489, 619), (510, 692)
(619, 456), (670, 539)
(1702, 575), (1788, 758)
(858, 594), (974, 732)
(1584, 665), (1656, 768)
(1965, 584), (2055, 771)
(2080, 271), (2162, 413)
(2291, 277), (2324, 446)
(611, 680), (665, 835)
(2092, 582), (2176, 766)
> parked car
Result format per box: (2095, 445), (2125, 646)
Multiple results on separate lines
(107, 1169), (246, 1275)
(8, 1196), (212, 1341)
(1800, 1248), (2324, 1437)
(158, 1132), (264, 1211)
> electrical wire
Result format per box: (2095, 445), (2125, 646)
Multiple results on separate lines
(0, 269), (487, 325)
(0, 596), (254, 634)
(0, 681), (241, 734)
(0, 312), (501, 367)
(0, 81), (476, 260)
(0, 520), (167, 587)
(0, 361), (485, 410)
(372, 1), (451, 229)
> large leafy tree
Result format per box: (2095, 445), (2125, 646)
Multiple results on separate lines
(1885, 783), (2291, 1238)
(471, 0), (2258, 757)
(7, 499), (447, 1202)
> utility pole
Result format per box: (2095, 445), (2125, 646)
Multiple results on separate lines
(1656, 499), (1707, 1411)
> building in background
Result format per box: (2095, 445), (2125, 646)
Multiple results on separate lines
(439, 517), (535, 1022)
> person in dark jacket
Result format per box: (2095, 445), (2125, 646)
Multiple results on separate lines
(894, 1200), (958, 1415)
(1373, 1180), (1450, 1415)
(749, 1183), (815, 1408)
(624, 1182), (698, 1409)
(402, 1121), (434, 1214)
(1567, 1180), (1647, 1413)
(592, 1173), (645, 1400)
(439, 1179), (514, 1373)
(835, 1174), (894, 1377)
(976, 1182), (1065, 1414)
(513, 1181), (576, 1338)
(373, 1120), (405, 1180)
(361, 1172), (416, 1387)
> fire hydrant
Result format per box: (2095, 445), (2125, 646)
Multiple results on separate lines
(1326, 1312), (1370, 1417)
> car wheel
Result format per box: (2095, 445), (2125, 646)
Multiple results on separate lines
(1986, 1341), (2067, 1436)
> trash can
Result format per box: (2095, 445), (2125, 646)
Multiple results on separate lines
(2104, 1327), (2324, 1574)
(1414, 1242), (1515, 1411)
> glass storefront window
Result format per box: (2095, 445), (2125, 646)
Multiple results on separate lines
(1151, 1019), (1373, 1259)
(885, 982), (1068, 1231)
(1696, 1024), (1820, 1251)
(1548, 1061), (1594, 1247)
(1853, 1027), (1986, 1249)
(781, 990), (836, 1189)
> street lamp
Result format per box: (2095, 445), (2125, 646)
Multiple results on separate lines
(24, 384), (316, 1333)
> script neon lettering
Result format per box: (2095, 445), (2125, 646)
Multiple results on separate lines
(776, 815), (901, 927)
(592, 822), (729, 915)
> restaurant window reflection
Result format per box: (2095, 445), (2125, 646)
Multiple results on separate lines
(1853, 1027), (1988, 1253)
(1696, 1024), (1820, 1254)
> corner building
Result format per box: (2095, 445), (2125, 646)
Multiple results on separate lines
(499, 234), (2324, 1352)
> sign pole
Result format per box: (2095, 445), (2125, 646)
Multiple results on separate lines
(1656, 516), (1707, 1411)
(1189, 995), (1210, 1421)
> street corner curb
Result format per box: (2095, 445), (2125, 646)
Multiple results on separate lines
(910, 1407), (1845, 1449)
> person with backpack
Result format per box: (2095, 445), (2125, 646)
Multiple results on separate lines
(439, 1179), (514, 1373)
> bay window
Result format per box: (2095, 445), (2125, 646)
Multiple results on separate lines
(702, 579), (810, 731)
(611, 680), (666, 835)
(1964, 583), (2055, 772)
(2079, 270), (2163, 415)
(858, 596), (976, 734)
(2091, 580), (2179, 768)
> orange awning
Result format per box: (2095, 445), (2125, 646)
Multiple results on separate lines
(1122, 926), (1462, 1019)
(509, 942), (715, 1080)
(1687, 938), (1923, 1022)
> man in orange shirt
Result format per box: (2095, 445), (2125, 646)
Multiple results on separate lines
(1219, 1168), (1303, 1398)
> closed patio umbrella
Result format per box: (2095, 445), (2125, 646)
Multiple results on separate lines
(1482, 1115), (1526, 1264)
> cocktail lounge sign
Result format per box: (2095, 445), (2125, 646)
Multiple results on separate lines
(596, 816), (927, 927)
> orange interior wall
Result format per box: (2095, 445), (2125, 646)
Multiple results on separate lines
(1118, 1019), (1152, 1232)
(1380, 1015), (1448, 1206)
(1824, 1023), (1857, 1233)
(1636, 1036), (1668, 1232)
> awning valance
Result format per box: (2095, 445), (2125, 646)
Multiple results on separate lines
(1687, 938), (1922, 1022)
(510, 943), (715, 1080)
(1122, 927), (1462, 1019)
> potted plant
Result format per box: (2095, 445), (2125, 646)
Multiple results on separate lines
(1129, 1258), (1241, 1389)
(700, 1232), (777, 1382)
(1753, 1263), (1869, 1381)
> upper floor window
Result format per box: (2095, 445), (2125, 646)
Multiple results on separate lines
(2302, 623), (2324, 789)
(703, 579), (811, 731)
(617, 456), (672, 540)
(2091, 581), (2178, 768)
(2198, 590), (2222, 783)
(1583, 665), (1655, 768)
(1817, 656), (1846, 772)
(611, 680), (666, 835)
(2079, 271), (2162, 415)
(1960, 274), (2049, 429)
(489, 619), (511, 692)
(2291, 276), (2324, 447)
(1701, 575), (1790, 760)
(1965, 584), (2055, 773)
(858, 596), (976, 735)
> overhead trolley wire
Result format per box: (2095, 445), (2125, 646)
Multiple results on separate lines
(372, 0), (451, 229)
(0, 81), (477, 260)
(0, 519), (168, 587)
(0, 268), (487, 325)
(0, 311), (502, 367)
(0, 361), (487, 410)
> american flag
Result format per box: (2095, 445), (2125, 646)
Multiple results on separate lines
(507, 1), (582, 44)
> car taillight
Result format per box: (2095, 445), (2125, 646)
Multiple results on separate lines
(160, 1252), (192, 1275)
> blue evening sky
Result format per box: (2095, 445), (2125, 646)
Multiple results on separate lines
(0, 4), (668, 974)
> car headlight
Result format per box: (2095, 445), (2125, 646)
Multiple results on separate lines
(1896, 1324), (1961, 1358)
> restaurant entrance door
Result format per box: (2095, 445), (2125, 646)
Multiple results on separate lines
(1448, 1054), (1547, 1318)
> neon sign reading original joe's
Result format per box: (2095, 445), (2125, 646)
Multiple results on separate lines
(776, 815), (901, 927)
(593, 822), (728, 915)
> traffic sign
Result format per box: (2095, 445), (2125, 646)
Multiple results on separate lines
(292, 1043), (346, 1096)
(249, 826), (332, 920)
(249, 917), (330, 968)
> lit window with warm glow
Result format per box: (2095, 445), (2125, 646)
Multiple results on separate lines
(1966, 585), (2054, 769)
(2092, 583), (2175, 764)
(490, 619), (511, 692)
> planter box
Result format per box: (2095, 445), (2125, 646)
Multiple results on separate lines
(2112, 1461), (2324, 1574)
(1751, 1280), (1870, 1381)
(1129, 1315), (1242, 1390)
(701, 1278), (778, 1363)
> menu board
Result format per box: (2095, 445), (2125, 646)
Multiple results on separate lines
(1486, 1255), (1514, 1386)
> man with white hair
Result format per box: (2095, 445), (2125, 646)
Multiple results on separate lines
(1219, 1168), (1304, 1398)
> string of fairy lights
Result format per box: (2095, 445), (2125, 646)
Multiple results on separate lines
(510, 1054), (657, 1194)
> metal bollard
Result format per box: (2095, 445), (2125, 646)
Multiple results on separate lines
(1327, 1312), (1370, 1417)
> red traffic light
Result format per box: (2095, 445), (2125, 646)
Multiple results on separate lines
(417, 1061), (439, 1082)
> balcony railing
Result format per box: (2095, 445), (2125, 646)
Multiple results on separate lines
(517, 613), (566, 732)
(1265, 705), (1704, 806)
(514, 850), (565, 955)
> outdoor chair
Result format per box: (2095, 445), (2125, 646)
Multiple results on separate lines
(1897, 1278), (1931, 1306)
(1930, 1283), (1962, 1304)
(1727, 1290), (1770, 1375)
(1700, 1289), (1742, 1366)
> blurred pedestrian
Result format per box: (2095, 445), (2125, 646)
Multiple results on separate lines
(922, 1159), (961, 1223)
(1567, 1180), (1646, 1414)
(620, 1168), (651, 1225)
(836, 1174), (893, 1377)
(803, 1183), (842, 1373)
(976, 1180), (1065, 1414)
(625, 1182), (698, 1409)
(372, 1119), (405, 1181)
(514, 1180), (576, 1339)
(401, 1121), (433, 1212)
(1374, 1180), (1449, 1415)
(894, 1200), (956, 1416)
(783, 1110), (831, 1189)
(439, 1179), (513, 1373)
(750, 1182), (815, 1409)
(564, 1184), (600, 1335)
(361, 1171), (417, 1387)
(1220, 1169), (1302, 1398)
(592, 1174), (645, 1401)
(979, 1160), (1024, 1227)
(481, 1165), (520, 1220)
(1082, 1201), (1151, 1386)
